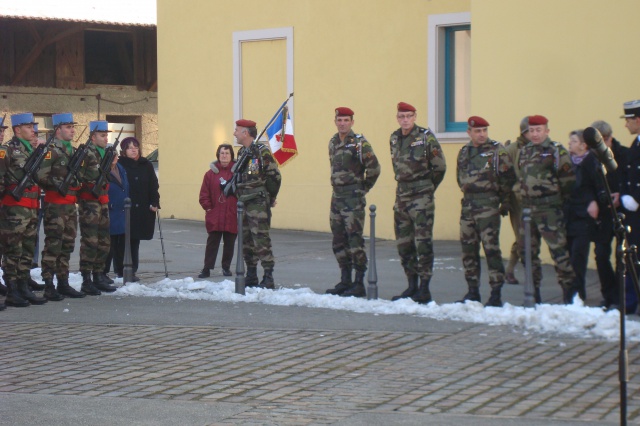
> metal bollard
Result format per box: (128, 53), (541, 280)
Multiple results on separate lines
(367, 204), (378, 300)
(523, 208), (535, 307)
(235, 201), (245, 295)
(123, 198), (133, 284)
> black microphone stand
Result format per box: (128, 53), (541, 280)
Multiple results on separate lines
(594, 163), (640, 426)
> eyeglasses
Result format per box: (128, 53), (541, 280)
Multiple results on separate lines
(397, 113), (415, 120)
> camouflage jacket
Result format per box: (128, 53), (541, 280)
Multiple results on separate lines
(389, 124), (446, 197)
(0, 136), (37, 195)
(38, 138), (80, 193)
(518, 137), (575, 202)
(77, 143), (108, 197)
(456, 140), (515, 204)
(237, 142), (281, 200)
(329, 130), (380, 196)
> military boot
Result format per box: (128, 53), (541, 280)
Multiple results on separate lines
(326, 267), (352, 295)
(259, 268), (275, 289)
(563, 287), (577, 305)
(456, 286), (481, 303)
(411, 277), (433, 304)
(534, 287), (542, 304)
(340, 270), (366, 298)
(17, 279), (47, 305)
(43, 278), (65, 302)
(57, 277), (86, 299)
(245, 267), (259, 287)
(93, 272), (117, 293)
(392, 275), (419, 301)
(102, 273), (115, 284)
(484, 286), (503, 307)
(80, 271), (101, 296)
(5, 280), (29, 307)
(28, 277), (45, 291)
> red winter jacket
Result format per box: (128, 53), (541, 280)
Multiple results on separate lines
(199, 161), (238, 234)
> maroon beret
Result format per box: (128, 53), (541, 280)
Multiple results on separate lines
(467, 116), (489, 128)
(397, 102), (416, 112)
(236, 119), (256, 128)
(528, 115), (548, 126)
(335, 107), (354, 117)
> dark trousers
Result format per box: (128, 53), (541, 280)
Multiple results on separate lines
(568, 234), (591, 300)
(104, 234), (140, 276)
(594, 229), (619, 306)
(204, 231), (236, 270)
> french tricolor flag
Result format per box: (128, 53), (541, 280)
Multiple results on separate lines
(266, 107), (298, 166)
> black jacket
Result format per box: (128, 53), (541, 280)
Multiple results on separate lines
(118, 156), (160, 240)
(566, 152), (601, 237)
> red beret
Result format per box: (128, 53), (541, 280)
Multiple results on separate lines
(335, 107), (354, 117)
(528, 115), (548, 126)
(467, 116), (489, 128)
(397, 102), (416, 112)
(236, 119), (256, 128)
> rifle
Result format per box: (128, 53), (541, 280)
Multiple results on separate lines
(91, 127), (124, 198)
(57, 129), (95, 196)
(223, 92), (293, 197)
(0, 114), (6, 128)
(10, 124), (60, 201)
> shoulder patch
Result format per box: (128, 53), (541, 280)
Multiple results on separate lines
(0, 151), (5, 159)
(45, 151), (52, 160)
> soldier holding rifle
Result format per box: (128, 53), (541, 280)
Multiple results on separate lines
(76, 120), (118, 294)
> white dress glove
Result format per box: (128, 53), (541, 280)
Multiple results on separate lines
(622, 195), (639, 212)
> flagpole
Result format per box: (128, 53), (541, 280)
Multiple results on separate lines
(256, 92), (294, 142)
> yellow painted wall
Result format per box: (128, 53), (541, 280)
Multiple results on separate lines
(157, 0), (470, 241)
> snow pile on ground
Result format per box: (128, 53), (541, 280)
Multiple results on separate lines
(44, 269), (636, 342)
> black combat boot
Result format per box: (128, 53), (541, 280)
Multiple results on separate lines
(340, 270), (366, 298)
(392, 275), (419, 301)
(57, 277), (86, 298)
(563, 287), (577, 305)
(245, 267), (259, 287)
(28, 277), (45, 291)
(534, 287), (542, 304)
(43, 278), (65, 301)
(326, 267), (352, 295)
(456, 286), (481, 303)
(411, 277), (433, 304)
(5, 280), (29, 307)
(103, 273), (115, 284)
(93, 272), (117, 293)
(198, 268), (210, 278)
(0, 281), (6, 296)
(259, 268), (275, 289)
(484, 286), (503, 308)
(17, 279), (47, 305)
(81, 271), (101, 296)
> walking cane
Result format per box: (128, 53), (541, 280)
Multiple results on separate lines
(157, 210), (168, 278)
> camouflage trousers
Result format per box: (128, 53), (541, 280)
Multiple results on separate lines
(78, 200), (110, 273)
(394, 192), (435, 280)
(459, 199), (504, 289)
(518, 203), (575, 290)
(242, 196), (274, 269)
(41, 203), (77, 280)
(0, 205), (38, 281)
(330, 194), (367, 272)
(506, 197), (523, 274)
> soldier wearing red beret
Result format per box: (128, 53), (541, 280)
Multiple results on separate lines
(519, 115), (576, 304)
(455, 116), (515, 307)
(233, 118), (281, 289)
(389, 102), (447, 304)
(325, 107), (381, 297)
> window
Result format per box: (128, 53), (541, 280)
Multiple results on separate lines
(85, 30), (134, 86)
(428, 13), (471, 139)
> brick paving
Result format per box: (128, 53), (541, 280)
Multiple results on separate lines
(1, 322), (638, 424)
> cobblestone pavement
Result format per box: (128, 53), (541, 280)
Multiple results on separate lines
(1, 319), (638, 425)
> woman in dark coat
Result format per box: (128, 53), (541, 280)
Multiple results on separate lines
(104, 158), (130, 280)
(197, 144), (238, 278)
(117, 137), (160, 279)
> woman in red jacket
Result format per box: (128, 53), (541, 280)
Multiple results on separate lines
(198, 144), (238, 278)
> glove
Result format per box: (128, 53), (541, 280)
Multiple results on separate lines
(622, 195), (639, 212)
(499, 203), (510, 217)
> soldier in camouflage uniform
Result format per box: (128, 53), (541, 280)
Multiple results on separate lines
(77, 121), (117, 295)
(0, 114), (7, 144)
(0, 113), (48, 307)
(518, 115), (576, 304)
(390, 102), (446, 304)
(234, 119), (282, 289)
(503, 117), (530, 285)
(325, 107), (380, 298)
(38, 113), (86, 300)
(456, 116), (515, 307)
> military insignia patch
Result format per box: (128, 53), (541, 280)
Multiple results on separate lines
(562, 163), (571, 172)
(0, 151), (5, 159)
(432, 148), (439, 157)
(45, 152), (52, 160)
